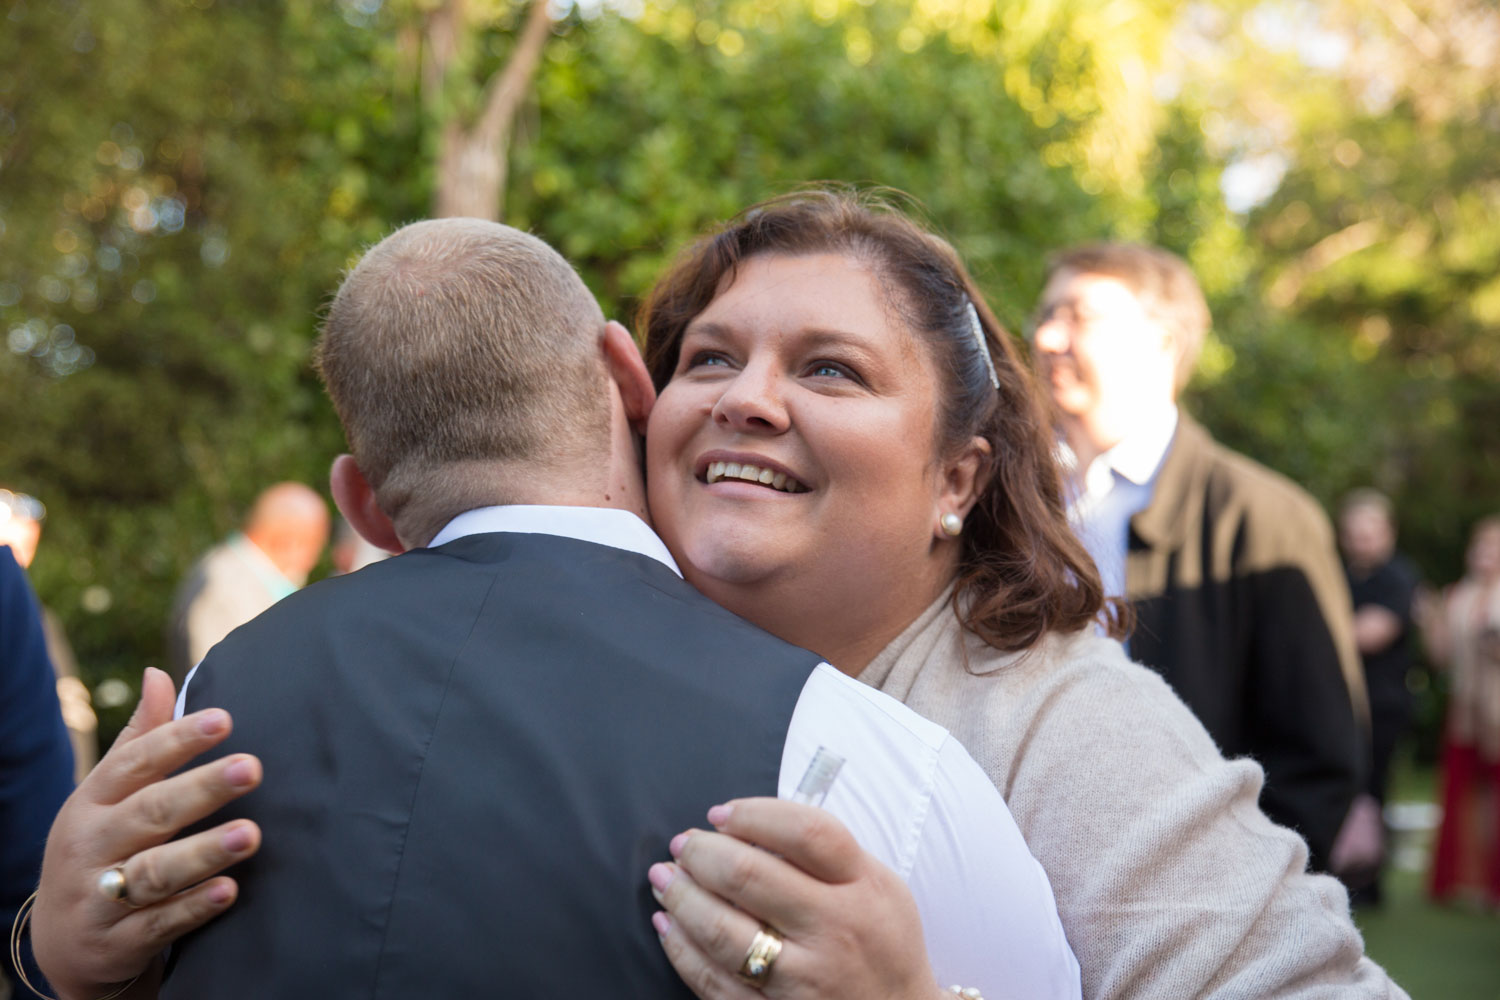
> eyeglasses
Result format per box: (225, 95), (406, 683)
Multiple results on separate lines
(0, 489), (46, 524)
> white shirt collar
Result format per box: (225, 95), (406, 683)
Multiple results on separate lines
(427, 505), (682, 578)
(1100, 404), (1179, 487)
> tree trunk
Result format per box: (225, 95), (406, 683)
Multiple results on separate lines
(429, 0), (553, 221)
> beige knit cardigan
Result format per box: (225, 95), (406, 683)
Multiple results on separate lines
(858, 594), (1408, 1000)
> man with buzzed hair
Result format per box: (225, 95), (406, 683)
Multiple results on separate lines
(167, 481), (330, 681)
(1030, 242), (1366, 871)
(33, 219), (1077, 999)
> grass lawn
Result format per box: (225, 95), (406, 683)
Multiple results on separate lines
(1353, 757), (1500, 999)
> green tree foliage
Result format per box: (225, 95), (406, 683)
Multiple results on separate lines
(1177, 0), (1500, 580)
(7, 0), (1479, 745)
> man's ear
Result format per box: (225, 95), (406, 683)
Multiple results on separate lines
(329, 454), (405, 554)
(601, 320), (656, 435)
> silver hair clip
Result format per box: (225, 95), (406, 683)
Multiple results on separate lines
(967, 301), (1000, 390)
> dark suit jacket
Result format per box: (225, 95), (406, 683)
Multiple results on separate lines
(1124, 415), (1365, 869)
(165, 531), (816, 999)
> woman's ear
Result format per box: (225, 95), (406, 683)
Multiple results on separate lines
(601, 320), (656, 435)
(329, 455), (405, 554)
(933, 436), (994, 540)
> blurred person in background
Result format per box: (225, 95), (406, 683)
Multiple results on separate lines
(1334, 489), (1420, 905)
(329, 516), (389, 575)
(1029, 242), (1367, 871)
(0, 487), (96, 780)
(166, 482), (329, 682)
(1422, 515), (1500, 908)
(0, 544), (74, 998)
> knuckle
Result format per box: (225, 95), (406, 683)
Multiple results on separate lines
(138, 901), (177, 946)
(135, 786), (176, 835)
(722, 851), (759, 899)
(112, 737), (156, 783)
(701, 911), (740, 960)
(131, 851), (170, 900)
(689, 959), (725, 1000)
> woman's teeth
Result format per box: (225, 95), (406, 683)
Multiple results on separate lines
(705, 461), (807, 493)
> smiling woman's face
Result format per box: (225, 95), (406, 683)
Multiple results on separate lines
(645, 251), (965, 667)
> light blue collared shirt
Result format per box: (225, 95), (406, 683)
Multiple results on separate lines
(1060, 405), (1178, 603)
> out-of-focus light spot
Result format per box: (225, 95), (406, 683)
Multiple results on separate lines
(81, 196), (107, 222)
(8, 325), (39, 354)
(897, 25), (925, 52)
(156, 197), (186, 233)
(0, 283), (20, 307)
(110, 122), (135, 144)
(158, 137), (181, 162)
(72, 282), (98, 313)
(37, 275), (69, 303)
(96, 141), (121, 166)
(53, 229), (79, 254)
(132, 280), (156, 304)
(95, 677), (131, 707)
(845, 26), (873, 66)
(119, 146), (144, 170)
(59, 253), (89, 279)
(1221, 152), (1288, 213)
(201, 236), (229, 267)
(130, 206), (157, 232)
(73, 28), (95, 52)
(716, 28), (744, 56)
(695, 19), (719, 45)
(97, 246), (121, 271)
(122, 187), (149, 212)
(52, 324), (75, 348)
(1333, 139), (1363, 167)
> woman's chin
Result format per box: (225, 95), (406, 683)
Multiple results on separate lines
(678, 544), (793, 601)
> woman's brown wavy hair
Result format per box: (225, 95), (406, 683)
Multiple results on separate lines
(639, 187), (1128, 652)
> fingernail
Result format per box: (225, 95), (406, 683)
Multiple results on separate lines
(221, 824), (253, 853)
(208, 881), (233, 905)
(648, 862), (674, 900)
(706, 803), (733, 828)
(198, 710), (228, 736)
(668, 831), (691, 858)
(224, 758), (256, 787)
(651, 911), (671, 940)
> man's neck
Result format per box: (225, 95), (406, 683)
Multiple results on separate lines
(394, 456), (650, 550)
(1060, 414), (1123, 477)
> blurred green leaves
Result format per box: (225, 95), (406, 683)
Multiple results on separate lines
(1, 0), (1493, 744)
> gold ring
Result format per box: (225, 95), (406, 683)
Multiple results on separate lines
(97, 866), (139, 907)
(735, 925), (783, 989)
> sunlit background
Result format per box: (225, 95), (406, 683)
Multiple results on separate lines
(3, 0), (1498, 990)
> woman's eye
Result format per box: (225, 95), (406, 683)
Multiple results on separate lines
(808, 361), (852, 379)
(684, 350), (732, 371)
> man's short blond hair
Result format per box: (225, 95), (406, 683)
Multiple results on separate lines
(1046, 243), (1211, 395)
(316, 219), (609, 529)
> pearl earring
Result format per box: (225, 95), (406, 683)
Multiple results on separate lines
(941, 513), (963, 537)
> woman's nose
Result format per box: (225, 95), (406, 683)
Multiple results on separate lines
(711, 366), (790, 434)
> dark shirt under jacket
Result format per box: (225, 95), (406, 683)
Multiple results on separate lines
(0, 545), (74, 992)
(166, 531), (817, 999)
(1347, 554), (1419, 802)
(1124, 416), (1365, 871)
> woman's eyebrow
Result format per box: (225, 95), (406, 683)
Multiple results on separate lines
(682, 319), (734, 342)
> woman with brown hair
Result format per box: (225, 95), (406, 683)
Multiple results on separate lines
(636, 188), (1401, 999)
